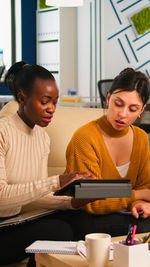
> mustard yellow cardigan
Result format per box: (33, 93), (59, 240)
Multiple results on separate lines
(65, 116), (150, 215)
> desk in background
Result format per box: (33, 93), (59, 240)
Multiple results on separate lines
(0, 95), (14, 109)
(35, 233), (150, 267)
(59, 96), (101, 108)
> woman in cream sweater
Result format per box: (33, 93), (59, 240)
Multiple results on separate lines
(0, 61), (93, 266)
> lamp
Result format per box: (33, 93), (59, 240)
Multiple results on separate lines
(45, 0), (83, 7)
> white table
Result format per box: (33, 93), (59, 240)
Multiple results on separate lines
(35, 233), (150, 267)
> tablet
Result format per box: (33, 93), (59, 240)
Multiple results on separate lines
(54, 179), (132, 199)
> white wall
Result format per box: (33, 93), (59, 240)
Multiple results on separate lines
(0, 0), (11, 69)
(77, 0), (90, 97)
(102, 0), (150, 78)
(77, 0), (150, 97)
(0, 0), (21, 70)
(15, 0), (22, 62)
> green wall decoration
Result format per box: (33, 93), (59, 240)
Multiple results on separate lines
(131, 6), (150, 35)
(39, 0), (52, 8)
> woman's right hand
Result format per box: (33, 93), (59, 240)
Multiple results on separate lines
(59, 172), (95, 189)
(132, 202), (150, 219)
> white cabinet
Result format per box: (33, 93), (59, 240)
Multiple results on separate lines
(36, 6), (77, 95)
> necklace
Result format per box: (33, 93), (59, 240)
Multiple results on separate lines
(98, 115), (130, 137)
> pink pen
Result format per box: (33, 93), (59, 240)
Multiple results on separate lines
(130, 225), (137, 245)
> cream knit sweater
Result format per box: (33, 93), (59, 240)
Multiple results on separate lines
(0, 113), (72, 217)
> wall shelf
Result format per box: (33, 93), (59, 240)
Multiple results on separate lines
(36, 3), (77, 94)
(37, 39), (59, 43)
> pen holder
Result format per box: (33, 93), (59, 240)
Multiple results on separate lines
(113, 241), (149, 267)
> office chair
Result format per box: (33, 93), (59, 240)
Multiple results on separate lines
(98, 79), (113, 108)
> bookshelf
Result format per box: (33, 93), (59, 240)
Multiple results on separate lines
(36, 4), (77, 95)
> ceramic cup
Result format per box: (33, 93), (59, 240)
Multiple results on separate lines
(77, 233), (111, 267)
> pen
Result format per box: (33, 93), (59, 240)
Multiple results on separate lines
(137, 211), (144, 217)
(144, 234), (150, 243)
(116, 211), (144, 216)
(125, 225), (134, 245)
(130, 225), (137, 245)
(128, 224), (132, 231)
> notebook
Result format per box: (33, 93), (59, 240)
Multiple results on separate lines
(0, 209), (55, 228)
(25, 240), (78, 255)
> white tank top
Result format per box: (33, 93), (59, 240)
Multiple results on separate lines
(116, 162), (130, 178)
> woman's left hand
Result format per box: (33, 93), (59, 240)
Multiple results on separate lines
(132, 202), (150, 219)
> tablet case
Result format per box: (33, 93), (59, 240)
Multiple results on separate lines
(54, 179), (132, 199)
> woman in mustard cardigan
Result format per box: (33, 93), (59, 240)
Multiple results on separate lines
(55, 68), (150, 239)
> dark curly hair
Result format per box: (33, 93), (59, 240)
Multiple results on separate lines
(109, 68), (150, 105)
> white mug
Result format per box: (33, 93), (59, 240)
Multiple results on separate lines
(77, 233), (111, 267)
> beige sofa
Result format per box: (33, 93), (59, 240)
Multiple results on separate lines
(0, 101), (104, 176)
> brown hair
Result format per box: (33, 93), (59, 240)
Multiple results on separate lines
(109, 68), (150, 105)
